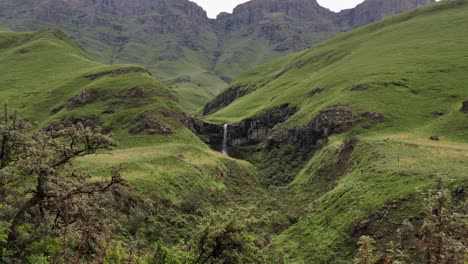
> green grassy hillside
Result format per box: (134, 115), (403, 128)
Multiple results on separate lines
(164, 72), (228, 113)
(269, 134), (467, 262)
(205, 0), (468, 142)
(0, 29), (197, 147)
(0, 29), (261, 254)
(203, 0), (468, 262)
(1, 1), (466, 262)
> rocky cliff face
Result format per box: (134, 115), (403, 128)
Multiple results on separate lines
(32, 0), (211, 32)
(338, 0), (436, 28)
(216, 0), (333, 28)
(214, 0), (337, 55)
(33, 0), (207, 19)
(227, 104), (298, 146)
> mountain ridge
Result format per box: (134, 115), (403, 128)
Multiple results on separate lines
(0, 0), (436, 112)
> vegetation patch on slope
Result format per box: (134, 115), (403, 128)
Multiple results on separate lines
(0, 28), (264, 261)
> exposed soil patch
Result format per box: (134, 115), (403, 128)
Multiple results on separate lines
(350, 81), (408, 91)
(308, 87), (325, 97)
(82, 67), (152, 80)
(350, 84), (370, 91)
(15, 48), (30, 54)
(461, 100), (468, 112)
(273, 60), (307, 79)
(361, 111), (384, 123)
(50, 105), (65, 114)
(317, 137), (359, 183)
(119, 87), (146, 99)
(129, 113), (172, 135)
(431, 111), (445, 116)
(68, 90), (97, 107)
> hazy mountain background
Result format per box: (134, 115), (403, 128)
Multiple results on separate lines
(0, 0), (434, 111)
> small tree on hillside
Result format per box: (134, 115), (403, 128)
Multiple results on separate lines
(0, 104), (123, 262)
(355, 235), (377, 264)
(386, 180), (467, 264)
(191, 211), (262, 264)
(421, 181), (467, 264)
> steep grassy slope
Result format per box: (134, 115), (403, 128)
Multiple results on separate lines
(269, 135), (467, 262)
(0, 29), (260, 252)
(0, 29), (195, 147)
(203, 0), (468, 262)
(164, 72), (228, 113)
(205, 0), (468, 142)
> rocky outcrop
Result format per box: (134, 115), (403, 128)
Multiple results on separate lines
(192, 120), (224, 150)
(216, 0), (334, 29)
(225, 106), (381, 150)
(461, 100), (468, 112)
(214, 0), (336, 54)
(68, 90), (96, 107)
(361, 112), (384, 124)
(129, 113), (172, 135)
(199, 103), (384, 157)
(194, 104), (298, 151)
(337, 0), (436, 29)
(203, 84), (252, 115)
(265, 108), (359, 153)
(119, 87), (146, 98)
(34, 0), (207, 19)
(196, 105), (385, 185)
(221, 107), (366, 185)
(226, 106), (383, 153)
(34, 2), (73, 23)
(82, 67), (152, 80)
(226, 104), (298, 146)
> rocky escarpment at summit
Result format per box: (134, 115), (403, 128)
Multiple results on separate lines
(337, 0), (436, 29)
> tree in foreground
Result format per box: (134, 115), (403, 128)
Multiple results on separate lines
(420, 181), (467, 264)
(0, 104), (123, 262)
(364, 180), (467, 264)
(191, 211), (262, 264)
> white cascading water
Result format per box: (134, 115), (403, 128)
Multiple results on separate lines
(222, 124), (229, 155)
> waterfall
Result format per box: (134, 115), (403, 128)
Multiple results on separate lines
(222, 124), (229, 155)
